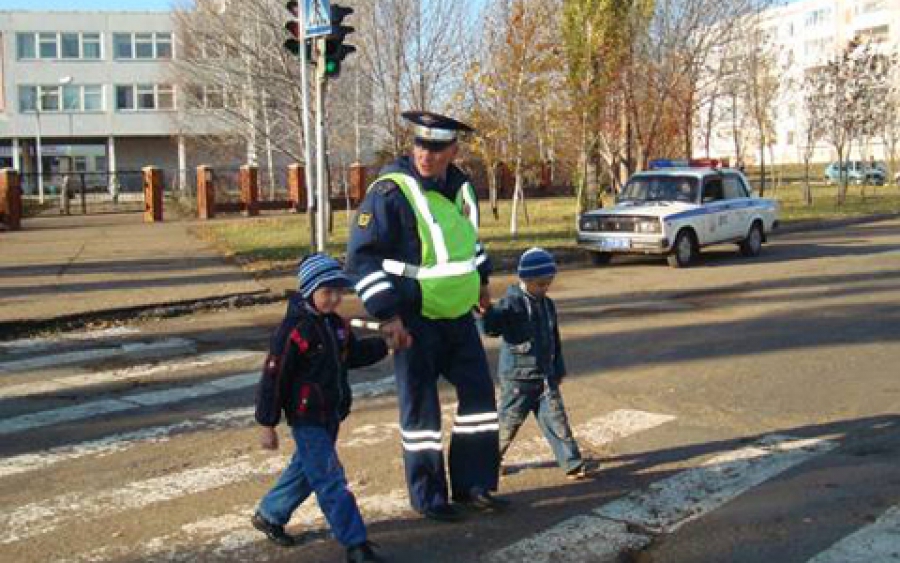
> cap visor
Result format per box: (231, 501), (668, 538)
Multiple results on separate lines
(414, 138), (455, 152)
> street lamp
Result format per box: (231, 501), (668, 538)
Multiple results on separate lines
(35, 76), (73, 204)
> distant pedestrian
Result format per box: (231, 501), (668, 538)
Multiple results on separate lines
(481, 248), (588, 479)
(252, 253), (389, 563)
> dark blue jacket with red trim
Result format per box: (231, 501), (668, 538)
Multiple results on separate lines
(255, 296), (388, 427)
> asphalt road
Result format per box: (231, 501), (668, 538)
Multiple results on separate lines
(1, 218), (898, 563)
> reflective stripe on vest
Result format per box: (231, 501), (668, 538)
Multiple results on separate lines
(370, 172), (480, 319)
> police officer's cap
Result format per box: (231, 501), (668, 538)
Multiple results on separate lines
(402, 110), (474, 150)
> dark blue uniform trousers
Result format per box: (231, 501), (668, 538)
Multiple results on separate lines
(395, 312), (500, 512)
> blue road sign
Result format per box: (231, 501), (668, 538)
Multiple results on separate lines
(305, 0), (332, 39)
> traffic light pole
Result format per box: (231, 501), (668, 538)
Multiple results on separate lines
(297, 2), (317, 250)
(314, 36), (328, 253)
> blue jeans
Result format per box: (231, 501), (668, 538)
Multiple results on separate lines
(498, 379), (583, 473)
(257, 423), (367, 547)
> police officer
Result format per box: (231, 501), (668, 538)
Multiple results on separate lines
(346, 111), (506, 522)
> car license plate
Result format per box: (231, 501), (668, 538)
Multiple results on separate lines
(601, 237), (630, 250)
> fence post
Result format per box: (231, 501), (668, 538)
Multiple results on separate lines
(288, 164), (307, 212)
(0, 168), (23, 231)
(349, 163), (367, 207)
(142, 166), (164, 223)
(240, 164), (260, 217)
(196, 165), (215, 220)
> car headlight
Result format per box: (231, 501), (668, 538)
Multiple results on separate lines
(635, 220), (661, 234)
(579, 217), (597, 231)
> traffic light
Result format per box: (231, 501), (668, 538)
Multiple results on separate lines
(283, 1), (308, 58)
(323, 3), (356, 78)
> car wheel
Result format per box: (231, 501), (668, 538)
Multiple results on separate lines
(667, 230), (697, 268)
(739, 221), (764, 257)
(589, 251), (612, 266)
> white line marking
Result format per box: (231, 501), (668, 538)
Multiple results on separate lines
(489, 435), (837, 563)
(807, 505), (900, 563)
(0, 338), (195, 373)
(0, 327), (141, 352)
(0, 456), (286, 545)
(0, 372), (257, 436)
(504, 409), (676, 468)
(0, 375), (395, 477)
(0, 351), (261, 401)
(0, 407), (254, 479)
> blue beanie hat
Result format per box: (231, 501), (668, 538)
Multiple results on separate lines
(518, 247), (557, 280)
(297, 253), (352, 298)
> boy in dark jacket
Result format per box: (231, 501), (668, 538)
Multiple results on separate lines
(481, 248), (587, 479)
(252, 253), (389, 563)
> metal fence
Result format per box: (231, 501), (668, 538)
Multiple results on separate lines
(19, 170), (149, 214)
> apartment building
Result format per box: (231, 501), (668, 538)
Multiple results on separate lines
(696, 0), (900, 166)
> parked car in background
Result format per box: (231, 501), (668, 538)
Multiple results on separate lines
(824, 161), (886, 185)
(577, 161), (779, 268)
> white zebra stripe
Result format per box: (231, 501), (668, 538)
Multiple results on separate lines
(0, 350), (260, 401)
(0, 338), (196, 374)
(806, 505), (900, 563)
(488, 435), (837, 563)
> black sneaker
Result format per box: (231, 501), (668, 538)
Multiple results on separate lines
(454, 490), (511, 512)
(251, 511), (297, 547)
(347, 541), (386, 563)
(419, 503), (466, 522)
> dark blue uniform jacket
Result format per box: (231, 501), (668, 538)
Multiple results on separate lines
(346, 156), (492, 321)
(255, 296), (388, 427)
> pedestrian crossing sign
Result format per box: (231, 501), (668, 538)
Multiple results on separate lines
(305, 0), (333, 39)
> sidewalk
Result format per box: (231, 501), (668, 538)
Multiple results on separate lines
(0, 212), (269, 332)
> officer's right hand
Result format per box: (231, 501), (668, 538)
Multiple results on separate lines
(260, 426), (279, 450)
(381, 317), (413, 350)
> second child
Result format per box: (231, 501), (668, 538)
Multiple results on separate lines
(481, 247), (588, 480)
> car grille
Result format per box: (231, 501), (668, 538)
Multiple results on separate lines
(588, 215), (650, 233)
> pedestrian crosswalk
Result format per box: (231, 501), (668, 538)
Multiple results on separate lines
(0, 327), (897, 563)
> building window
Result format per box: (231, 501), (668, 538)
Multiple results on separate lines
(18, 86), (37, 112)
(114, 32), (175, 60)
(115, 84), (176, 111)
(61, 33), (80, 58)
(157, 84), (175, 110)
(84, 85), (103, 111)
(135, 33), (154, 59)
(40, 86), (60, 112)
(116, 85), (134, 110)
(16, 33), (36, 59)
(805, 8), (831, 27)
(114, 33), (132, 59)
(83, 33), (101, 59)
(156, 33), (173, 59)
(787, 131), (795, 145)
(17, 32), (103, 60)
(38, 32), (58, 59)
(73, 157), (88, 173)
(19, 84), (104, 113)
(62, 85), (81, 110)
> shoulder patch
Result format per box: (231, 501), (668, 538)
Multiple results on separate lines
(357, 212), (372, 228)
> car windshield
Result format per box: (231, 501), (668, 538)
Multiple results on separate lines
(620, 175), (698, 203)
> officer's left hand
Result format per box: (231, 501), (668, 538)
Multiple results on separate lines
(478, 283), (491, 312)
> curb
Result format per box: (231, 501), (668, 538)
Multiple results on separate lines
(0, 290), (280, 341)
(3, 211), (897, 340)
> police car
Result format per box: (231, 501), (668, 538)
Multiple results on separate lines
(577, 160), (779, 268)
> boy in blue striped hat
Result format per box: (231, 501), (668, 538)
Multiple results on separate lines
(481, 248), (588, 479)
(253, 253), (389, 562)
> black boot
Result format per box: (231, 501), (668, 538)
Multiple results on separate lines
(347, 541), (385, 563)
(251, 512), (297, 547)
